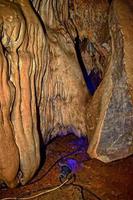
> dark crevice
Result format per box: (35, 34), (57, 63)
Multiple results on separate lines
(108, 0), (112, 4)
(29, 0), (47, 35)
(36, 104), (46, 170)
(74, 36), (102, 96)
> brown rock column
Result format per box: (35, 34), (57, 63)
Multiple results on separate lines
(0, 0), (47, 186)
(0, 42), (19, 188)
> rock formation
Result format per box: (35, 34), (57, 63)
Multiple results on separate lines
(37, 0), (89, 143)
(0, 0), (46, 187)
(87, 0), (133, 162)
(0, 0), (132, 187)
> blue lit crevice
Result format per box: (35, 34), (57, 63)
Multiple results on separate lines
(75, 36), (102, 95)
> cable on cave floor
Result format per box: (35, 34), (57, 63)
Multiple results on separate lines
(1, 176), (73, 200)
(30, 142), (89, 184)
(1, 149), (82, 200)
(1, 136), (90, 200)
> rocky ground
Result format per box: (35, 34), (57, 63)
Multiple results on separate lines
(0, 134), (133, 200)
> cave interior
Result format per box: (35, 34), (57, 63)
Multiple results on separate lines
(0, 0), (133, 199)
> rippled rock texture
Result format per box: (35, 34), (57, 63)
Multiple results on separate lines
(0, 0), (133, 187)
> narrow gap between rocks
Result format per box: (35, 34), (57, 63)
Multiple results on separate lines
(74, 36), (102, 96)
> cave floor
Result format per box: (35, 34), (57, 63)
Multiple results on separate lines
(0, 134), (133, 200)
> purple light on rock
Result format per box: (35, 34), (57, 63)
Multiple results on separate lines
(65, 158), (79, 173)
(59, 158), (80, 173)
(70, 136), (89, 151)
